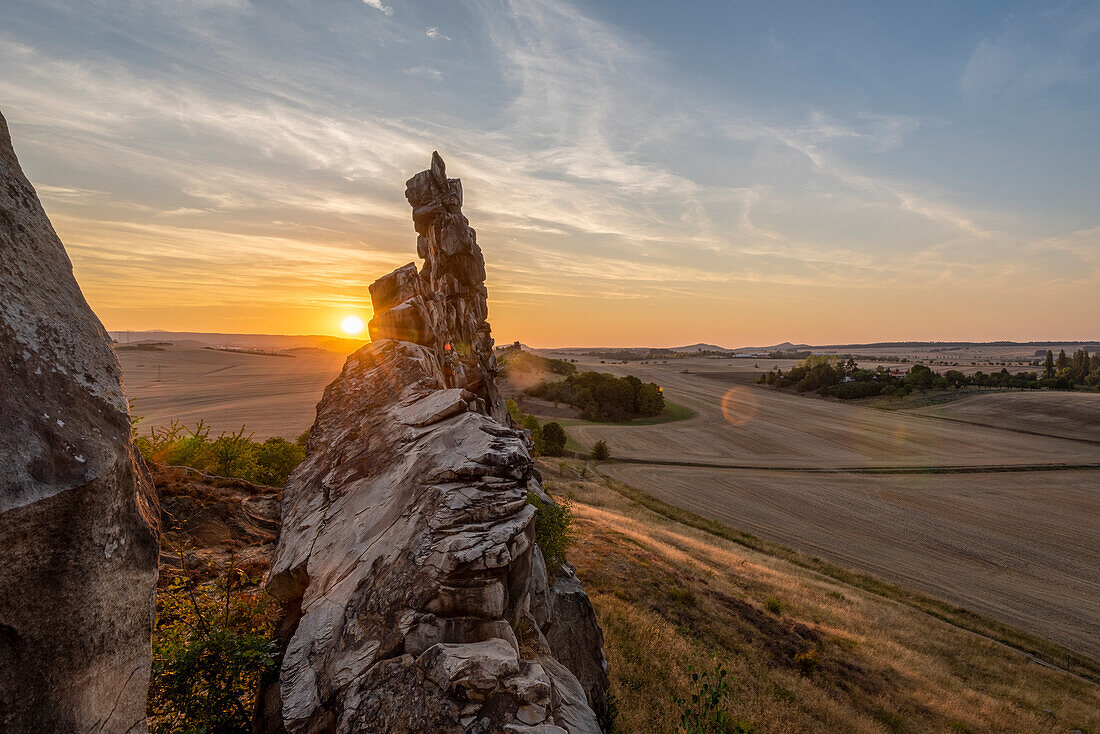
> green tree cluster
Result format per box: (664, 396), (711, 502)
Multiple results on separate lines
(133, 420), (306, 486)
(762, 350), (1100, 399)
(517, 412), (568, 457)
(527, 371), (665, 422)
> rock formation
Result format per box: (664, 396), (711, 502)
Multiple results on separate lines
(0, 109), (160, 732)
(262, 153), (609, 733)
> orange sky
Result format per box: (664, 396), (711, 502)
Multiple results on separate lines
(5, 0), (1098, 348)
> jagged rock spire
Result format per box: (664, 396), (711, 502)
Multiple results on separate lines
(261, 153), (608, 733)
(368, 152), (506, 423)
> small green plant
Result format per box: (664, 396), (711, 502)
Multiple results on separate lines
(527, 491), (574, 570)
(591, 440), (611, 461)
(674, 660), (757, 734)
(764, 596), (783, 615)
(148, 558), (277, 733)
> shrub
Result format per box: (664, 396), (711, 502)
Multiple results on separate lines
(541, 421), (568, 456)
(591, 440), (611, 461)
(674, 660), (757, 734)
(764, 597), (783, 615)
(295, 428), (310, 451)
(527, 491), (573, 570)
(133, 419), (306, 486)
(792, 649), (820, 677)
(208, 426), (258, 479)
(254, 437), (305, 486)
(148, 560), (277, 733)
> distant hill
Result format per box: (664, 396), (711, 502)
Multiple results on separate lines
(672, 343), (730, 352)
(108, 330), (368, 354)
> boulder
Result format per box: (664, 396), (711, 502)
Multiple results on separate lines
(262, 154), (607, 733)
(0, 109), (159, 733)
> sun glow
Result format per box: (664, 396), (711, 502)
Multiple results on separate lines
(340, 315), (365, 336)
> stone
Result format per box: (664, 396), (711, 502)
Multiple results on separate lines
(0, 108), (159, 733)
(260, 154), (606, 733)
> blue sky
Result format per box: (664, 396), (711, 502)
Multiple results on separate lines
(2, 0), (1097, 345)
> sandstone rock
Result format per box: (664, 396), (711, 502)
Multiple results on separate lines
(262, 154), (607, 733)
(0, 109), (159, 733)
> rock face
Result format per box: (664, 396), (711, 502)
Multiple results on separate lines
(0, 109), (159, 732)
(262, 153), (608, 733)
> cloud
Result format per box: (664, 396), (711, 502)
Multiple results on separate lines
(362, 0), (393, 16)
(0, 0), (1094, 341)
(958, 8), (1100, 104)
(425, 27), (451, 40)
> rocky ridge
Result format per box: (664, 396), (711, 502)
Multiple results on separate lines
(261, 153), (608, 733)
(0, 108), (159, 733)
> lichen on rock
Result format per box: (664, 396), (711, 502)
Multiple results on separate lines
(261, 153), (608, 733)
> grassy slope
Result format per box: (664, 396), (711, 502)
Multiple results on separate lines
(538, 460), (1100, 734)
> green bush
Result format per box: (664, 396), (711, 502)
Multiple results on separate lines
(527, 491), (574, 570)
(674, 660), (757, 734)
(148, 561), (277, 733)
(133, 419), (305, 486)
(764, 597), (783, 615)
(254, 437), (305, 486)
(591, 440), (611, 461)
(541, 421), (568, 456)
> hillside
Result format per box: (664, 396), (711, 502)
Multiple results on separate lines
(548, 461), (1100, 733)
(151, 460), (1100, 733)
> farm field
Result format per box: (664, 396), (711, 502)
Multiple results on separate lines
(119, 344), (348, 439)
(556, 356), (1098, 469)
(598, 462), (1100, 661)
(909, 391), (1100, 443)
(118, 344), (1100, 665)
(537, 353), (1100, 662)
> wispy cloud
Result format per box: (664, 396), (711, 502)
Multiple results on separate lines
(0, 0), (1095, 342)
(362, 0), (393, 16)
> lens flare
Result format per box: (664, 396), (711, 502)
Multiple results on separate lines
(720, 385), (759, 427)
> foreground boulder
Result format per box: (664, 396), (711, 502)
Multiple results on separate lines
(0, 110), (159, 732)
(262, 153), (608, 733)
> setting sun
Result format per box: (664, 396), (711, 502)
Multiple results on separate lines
(340, 315), (365, 336)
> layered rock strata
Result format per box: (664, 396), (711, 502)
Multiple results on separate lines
(0, 109), (159, 733)
(263, 153), (608, 733)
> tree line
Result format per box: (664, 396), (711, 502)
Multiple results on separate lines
(526, 371), (665, 422)
(761, 350), (1100, 400)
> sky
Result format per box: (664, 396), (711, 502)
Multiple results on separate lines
(2, 0), (1098, 347)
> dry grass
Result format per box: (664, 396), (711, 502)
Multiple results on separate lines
(542, 460), (1100, 733)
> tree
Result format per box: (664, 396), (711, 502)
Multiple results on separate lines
(1071, 349), (1090, 381)
(591, 440), (610, 461)
(541, 422), (568, 457)
(1044, 350), (1055, 378)
(522, 414), (545, 455)
(1056, 349), (1069, 373)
